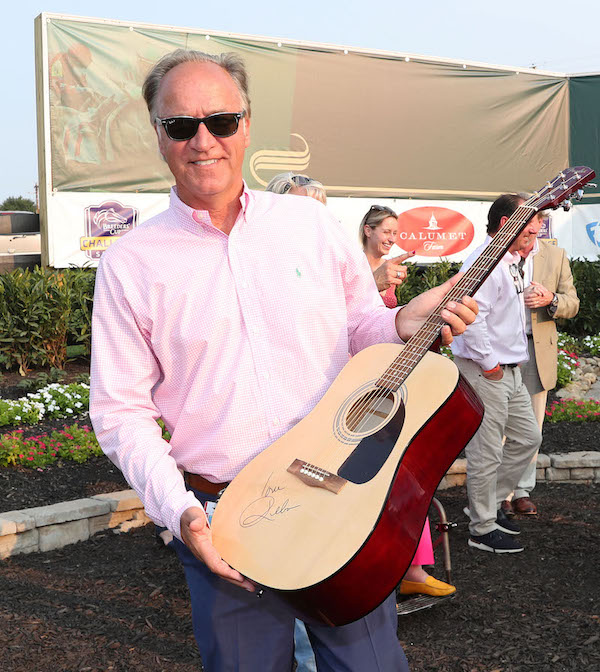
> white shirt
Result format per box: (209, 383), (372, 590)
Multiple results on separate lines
(451, 235), (529, 371)
(521, 237), (540, 335)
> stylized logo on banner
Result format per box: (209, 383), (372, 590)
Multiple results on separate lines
(396, 207), (474, 257)
(585, 221), (600, 248)
(81, 201), (139, 259)
(249, 133), (310, 187)
(537, 215), (553, 239)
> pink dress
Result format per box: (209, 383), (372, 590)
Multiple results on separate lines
(382, 285), (398, 309)
(381, 283), (435, 566)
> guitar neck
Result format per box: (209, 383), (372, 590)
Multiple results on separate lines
(377, 204), (537, 390)
(376, 165), (596, 392)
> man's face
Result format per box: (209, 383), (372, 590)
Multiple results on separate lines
(155, 61), (251, 210)
(510, 212), (544, 253)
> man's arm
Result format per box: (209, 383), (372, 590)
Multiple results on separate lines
(90, 255), (201, 541)
(449, 268), (501, 373)
(553, 250), (580, 319)
(526, 249), (579, 319)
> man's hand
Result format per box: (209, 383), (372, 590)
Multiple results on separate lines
(372, 252), (415, 291)
(524, 281), (553, 309)
(395, 273), (478, 344)
(180, 506), (255, 592)
(481, 366), (504, 381)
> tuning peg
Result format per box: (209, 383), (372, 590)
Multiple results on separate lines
(562, 200), (572, 212)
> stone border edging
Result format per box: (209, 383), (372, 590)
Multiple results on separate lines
(438, 451), (600, 489)
(0, 489), (150, 560)
(1, 451), (599, 560)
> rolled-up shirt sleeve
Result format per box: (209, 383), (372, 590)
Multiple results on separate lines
(90, 255), (202, 540)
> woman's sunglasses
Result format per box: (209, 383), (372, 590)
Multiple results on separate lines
(155, 112), (245, 141)
(281, 175), (313, 193)
(369, 205), (395, 214)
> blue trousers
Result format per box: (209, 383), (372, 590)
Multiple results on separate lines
(174, 489), (409, 672)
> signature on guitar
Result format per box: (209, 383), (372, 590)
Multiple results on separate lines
(239, 473), (300, 528)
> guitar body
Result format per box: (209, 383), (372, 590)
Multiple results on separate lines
(211, 343), (484, 626)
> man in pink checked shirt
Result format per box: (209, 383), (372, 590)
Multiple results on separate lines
(90, 49), (478, 672)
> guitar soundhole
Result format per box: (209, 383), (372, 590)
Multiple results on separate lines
(338, 391), (406, 485)
(345, 390), (396, 435)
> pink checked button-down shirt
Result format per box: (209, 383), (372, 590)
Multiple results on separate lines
(90, 185), (401, 539)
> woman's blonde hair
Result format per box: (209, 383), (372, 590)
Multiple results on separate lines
(359, 205), (398, 249)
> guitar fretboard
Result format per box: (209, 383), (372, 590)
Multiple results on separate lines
(376, 204), (537, 391)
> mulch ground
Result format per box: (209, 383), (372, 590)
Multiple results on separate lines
(0, 481), (598, 672)
(1, 369), (599, 671)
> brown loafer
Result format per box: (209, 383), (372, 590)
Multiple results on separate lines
(513, 496), (537, 515)
(501, 500), (514, 517)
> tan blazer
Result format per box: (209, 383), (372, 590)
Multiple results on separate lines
(530, 240), (580, 390)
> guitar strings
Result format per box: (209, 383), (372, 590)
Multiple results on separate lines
(345, 173), (577, 434)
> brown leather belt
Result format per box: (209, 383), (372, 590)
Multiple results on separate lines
(184, 472), (229, 496)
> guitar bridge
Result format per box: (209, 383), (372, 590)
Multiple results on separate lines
(287, 459), (347, 494)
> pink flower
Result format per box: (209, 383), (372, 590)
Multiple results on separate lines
(18, 454), (24, 458)
(27, 456), (33, 461)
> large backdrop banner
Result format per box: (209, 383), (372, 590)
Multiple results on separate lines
(35, 14), (600, 266)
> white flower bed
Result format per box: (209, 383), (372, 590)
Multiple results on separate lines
(0, 383), (90, 428)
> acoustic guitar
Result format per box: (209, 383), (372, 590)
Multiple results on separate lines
(211, 167), (595, 626)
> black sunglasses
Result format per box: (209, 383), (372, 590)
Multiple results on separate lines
(155, 112), (245, 141)
(369, 205), (395, 214)
(281, 175), (312, 193)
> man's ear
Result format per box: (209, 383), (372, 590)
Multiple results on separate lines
(242, 116), (251, 148)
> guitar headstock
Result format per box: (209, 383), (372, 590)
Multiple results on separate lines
(527, 166), (596, 212)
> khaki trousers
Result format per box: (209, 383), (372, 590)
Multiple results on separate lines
(512, 337), (547, 498)
(454, 357), (542, 536)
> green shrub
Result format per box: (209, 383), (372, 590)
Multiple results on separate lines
(65, 267), (96, 357)
(560, 258), (600, 338)
(396, 261), (461, 305)
(0, 267), (95, 372)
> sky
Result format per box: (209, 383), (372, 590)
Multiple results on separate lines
(3, 0), (600, 205)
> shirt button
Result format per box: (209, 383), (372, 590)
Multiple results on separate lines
(262, 371), (270, 379)
(242, 281), (249, 289)
(272, 417), (279, 426)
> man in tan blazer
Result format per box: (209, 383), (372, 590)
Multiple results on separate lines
(506, 238), (579, 515)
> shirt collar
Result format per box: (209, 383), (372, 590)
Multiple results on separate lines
(169, 181), (253, 235)
(484, 235), (521, 265)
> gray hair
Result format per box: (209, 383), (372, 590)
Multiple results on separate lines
(142, 49), (251, 123)
(265, 172), (327, 204)
(359, 205), (398, 249)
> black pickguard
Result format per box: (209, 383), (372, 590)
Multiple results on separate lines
(337, 402), (406, 484)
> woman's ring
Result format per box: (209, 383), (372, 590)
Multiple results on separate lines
(396, 271), (402, 279)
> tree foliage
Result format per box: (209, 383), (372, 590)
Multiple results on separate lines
(0, 196), (36, 213)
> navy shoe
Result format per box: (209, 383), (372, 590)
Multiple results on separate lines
(496, 508), (520, 535)
(469, 529), (524, 554)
